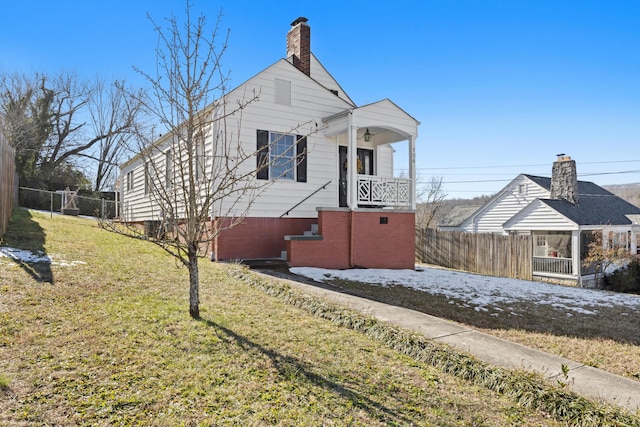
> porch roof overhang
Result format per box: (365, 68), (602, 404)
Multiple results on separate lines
(321, 98), (419, 143)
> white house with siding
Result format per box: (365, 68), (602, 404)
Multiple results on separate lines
(119, 17), (419, 269)
(446, 156), (640, 286)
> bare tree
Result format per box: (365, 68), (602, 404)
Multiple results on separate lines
(89, 78), (145, 191)
(100, 3), (315, 318)
(416, 176), (447, 229)
(0, 71), (143, 190)
(41, 72), (142, 188)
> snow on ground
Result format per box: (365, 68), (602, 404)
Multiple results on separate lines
(0, 246), (86, 267)
(291, 266), (640, 316)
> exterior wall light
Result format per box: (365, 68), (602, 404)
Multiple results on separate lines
(364, 128), (372, 142)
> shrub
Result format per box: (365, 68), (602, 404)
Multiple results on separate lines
(603, 257), (640, 294)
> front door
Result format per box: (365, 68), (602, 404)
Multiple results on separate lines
(338, 146), (374, 208)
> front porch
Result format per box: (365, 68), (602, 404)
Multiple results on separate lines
(530, 228), (638, 287)
(324, 99), (419, 211)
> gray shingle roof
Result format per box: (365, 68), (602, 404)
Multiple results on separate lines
(524, 174), (613, 196)
(438, 205), (482, 227)
(522, 174), (640, 225)
(540, 195), (640, 225)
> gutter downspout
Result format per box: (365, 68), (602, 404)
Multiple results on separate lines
(349, 209), (355, 268)
(211, 216), (219, 262)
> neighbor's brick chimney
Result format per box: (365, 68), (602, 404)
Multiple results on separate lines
(550, 155), (579, 204)
(287, 17), (311, 76)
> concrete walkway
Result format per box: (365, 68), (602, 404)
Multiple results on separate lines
(257, 271), (640, 414)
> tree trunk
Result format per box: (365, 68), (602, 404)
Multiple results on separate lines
(188, 249), (200, 319)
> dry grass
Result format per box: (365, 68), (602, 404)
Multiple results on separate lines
(316, 272), (640, 382)
(0, 209), (569, 426)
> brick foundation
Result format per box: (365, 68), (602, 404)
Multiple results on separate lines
(214, 217), (316, 260)
(287, 208), (415, 269)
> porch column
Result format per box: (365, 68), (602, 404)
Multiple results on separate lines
(408, 135), (416, 210)
(348, 117), (358, 209)
(572, 231), (580, 277)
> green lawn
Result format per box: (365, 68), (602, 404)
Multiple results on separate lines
(0, 209), (637, 426)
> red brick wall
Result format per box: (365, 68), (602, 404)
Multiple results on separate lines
(214, 217), (316, 260)
(288, 209), (415, 270)
(351, 211), (415, 269)
(288, 210), (351, 269)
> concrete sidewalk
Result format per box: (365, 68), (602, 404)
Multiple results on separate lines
(259, 271), (640, 413)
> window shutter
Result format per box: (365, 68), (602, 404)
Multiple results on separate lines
(296, 135), (307, 183)
(256, 129), (269, 180)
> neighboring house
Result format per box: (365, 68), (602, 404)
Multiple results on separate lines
(119, 17), (419, 270)
(442, 155), (640, 286)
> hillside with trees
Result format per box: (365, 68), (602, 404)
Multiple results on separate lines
(604, 183), (640, 208)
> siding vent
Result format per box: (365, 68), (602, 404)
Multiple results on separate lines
(275, 78), (291, 105)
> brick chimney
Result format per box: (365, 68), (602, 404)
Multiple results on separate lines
(287, 17), (310, 76)
(550, 155), (579, 204)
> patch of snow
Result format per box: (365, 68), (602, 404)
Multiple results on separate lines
(291, 266), (640, 315)
(0, 247), (51, 263)
(0, 246), (85, 267)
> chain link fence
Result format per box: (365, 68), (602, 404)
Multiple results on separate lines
(18, 187), (118, 219)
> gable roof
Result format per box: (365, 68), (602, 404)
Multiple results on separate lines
(438, 205), (482, 227)
(540, 195), (640, 226)
(121, 53), (354, 170)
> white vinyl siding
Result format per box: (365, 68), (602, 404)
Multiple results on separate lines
(376, 145), (394, 177)
(119, 58), (399, 220)
(460, 175), (550, 234)
(503, 200), (577, 231)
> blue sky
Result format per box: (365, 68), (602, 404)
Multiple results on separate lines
(1, 0), (639, 199)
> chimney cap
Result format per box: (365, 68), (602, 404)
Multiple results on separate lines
(290, 17), (308, 26)
(556, 154), (571, 162)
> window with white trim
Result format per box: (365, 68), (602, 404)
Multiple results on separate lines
(195, 140), (206, 181)
(126, 170), (134, 191)
(270, 132), (295, 180)
(256, 130), (307, 182)
(165, 150), (174, 188)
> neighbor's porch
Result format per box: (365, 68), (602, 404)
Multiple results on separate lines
(532, 231), (576, 278)
(531, 227), (639, 286)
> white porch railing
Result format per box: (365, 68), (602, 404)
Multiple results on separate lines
(357, 175), (410, 207)
(533, 256), (573, 275)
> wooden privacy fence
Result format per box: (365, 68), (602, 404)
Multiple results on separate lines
(0, 132), (16, 239)
(416, 228), (533, 281)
